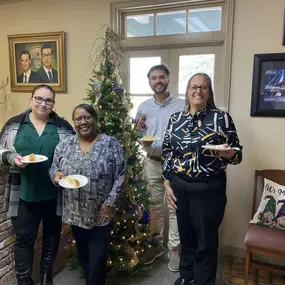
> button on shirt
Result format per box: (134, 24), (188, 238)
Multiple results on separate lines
(161, 106), (243, 181)
(135, 95), (185, 157)
(14, 110), (60, 202)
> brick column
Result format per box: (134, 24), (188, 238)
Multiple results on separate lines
(0, 166), (15, 282)
(0, 166), (72, 283)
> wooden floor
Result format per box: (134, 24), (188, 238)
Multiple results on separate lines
(219, 256), (285, 285)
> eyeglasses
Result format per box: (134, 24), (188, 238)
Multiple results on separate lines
(42, 53), (52, 58)
(34, 96), (55, 106)
(73, 116), (93, 124)
(188, 85), (210, 92)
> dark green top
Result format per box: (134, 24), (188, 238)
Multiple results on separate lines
(14, 110), (60, 202)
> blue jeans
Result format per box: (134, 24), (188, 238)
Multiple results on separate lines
(72, 224), (111, 285)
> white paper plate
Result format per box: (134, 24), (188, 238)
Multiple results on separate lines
(140, 136), (159, 142)
(59, 175), (88, 189)
(202, 144), (231, 151)
(21, 154), (48, 163)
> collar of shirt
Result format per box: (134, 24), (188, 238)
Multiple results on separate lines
(23, 69), (32, 82)
(23, 109), (54, 124)
(43, 65), (52, 77)
(153, 93), (173, 107)
(184, 105), (210, 120)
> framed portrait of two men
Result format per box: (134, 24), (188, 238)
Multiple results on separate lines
(8, 31), (66, 93)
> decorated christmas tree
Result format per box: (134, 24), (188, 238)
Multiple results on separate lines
(76, 27), (154, 274)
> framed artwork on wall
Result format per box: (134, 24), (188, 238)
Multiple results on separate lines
(250, 53), (285, 117)
(282, 8), (285, 46)
(8, 31), (66, 93)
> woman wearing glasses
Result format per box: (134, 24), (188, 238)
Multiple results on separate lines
(162, 73), (242, 285)
(50, 103), (125, 285)
(0, 84), (74, 285)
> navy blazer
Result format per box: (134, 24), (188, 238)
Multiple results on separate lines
(17, 70), (40, 83)
(36, 66), (58, 83)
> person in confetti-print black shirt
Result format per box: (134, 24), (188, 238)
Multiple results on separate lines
(162, 73), (242, 285)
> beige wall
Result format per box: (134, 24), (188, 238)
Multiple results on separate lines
(0, 0), (113, 124)
(0, 0), (284, 256)
(220, 0), (285, 255)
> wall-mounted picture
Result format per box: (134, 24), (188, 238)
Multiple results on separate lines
(250, 53), (285, 117)
(8, 31), (66, 93)
(282, 8), (285, 46)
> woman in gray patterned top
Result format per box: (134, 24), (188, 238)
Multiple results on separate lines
(49, 104), (125, 285)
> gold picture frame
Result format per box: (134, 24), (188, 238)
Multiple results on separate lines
(8, 31), (66, 93)
(283, 8), (285, 45)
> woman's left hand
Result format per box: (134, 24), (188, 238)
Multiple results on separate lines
(96, 205), (116, 225)
(217, 144), (235, 159)
(54, 171), (65, 184)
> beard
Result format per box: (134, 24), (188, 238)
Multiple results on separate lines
(151, 82), (169, 94)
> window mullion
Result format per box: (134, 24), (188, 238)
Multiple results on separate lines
(154, 12), (157, 36)
(186, 9), (187, 34)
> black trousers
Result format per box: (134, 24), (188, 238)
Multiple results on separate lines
(172, 173), (227, 285)
(72, 224), (111, 285)
(11, 198), (62, 284)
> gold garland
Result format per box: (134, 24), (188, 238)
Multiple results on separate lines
(124, 205), (144, 268)
(121, 114), (149, 268)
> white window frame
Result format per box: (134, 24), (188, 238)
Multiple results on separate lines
(110, 0), (235, 110)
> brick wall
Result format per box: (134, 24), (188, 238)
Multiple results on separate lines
(0, 166), (15, 282)
(0, 166), (72, 283)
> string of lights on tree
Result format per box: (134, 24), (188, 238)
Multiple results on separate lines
(65, 27), (157, 274)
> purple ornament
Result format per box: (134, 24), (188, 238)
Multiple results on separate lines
(113, 86), (124, 96)
(142, 210), (151, 224)
(66, 237), (73, 244)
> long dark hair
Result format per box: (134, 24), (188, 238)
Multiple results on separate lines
(185, 73), (217, 111)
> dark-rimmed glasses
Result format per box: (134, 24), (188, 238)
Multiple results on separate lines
(188, 85), (210, 92)
(34, 96), (55, 106)
(73, 116), (93, 124)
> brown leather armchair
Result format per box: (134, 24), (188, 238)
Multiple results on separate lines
(244, 170), (285, 284)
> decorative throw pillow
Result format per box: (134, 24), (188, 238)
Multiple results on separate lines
(250, 178), (285, 230)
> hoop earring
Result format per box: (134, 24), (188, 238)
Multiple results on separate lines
(52, 107), (56, 113)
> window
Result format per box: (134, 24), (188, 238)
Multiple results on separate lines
(126, 14), (154, 37)
(130, 57), (161, 94)
(157, 11), (186, 35)
(188, 7), (222, 33)
(125, 7), (222, 38)
(127, 47), (222, 117)
(111, 0), (234, 112)
(178, 54), (215, 94)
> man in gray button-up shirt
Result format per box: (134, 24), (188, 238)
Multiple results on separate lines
(136, 64), (184, 271)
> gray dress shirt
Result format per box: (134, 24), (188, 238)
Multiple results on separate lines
(135, 94), (185, 156)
